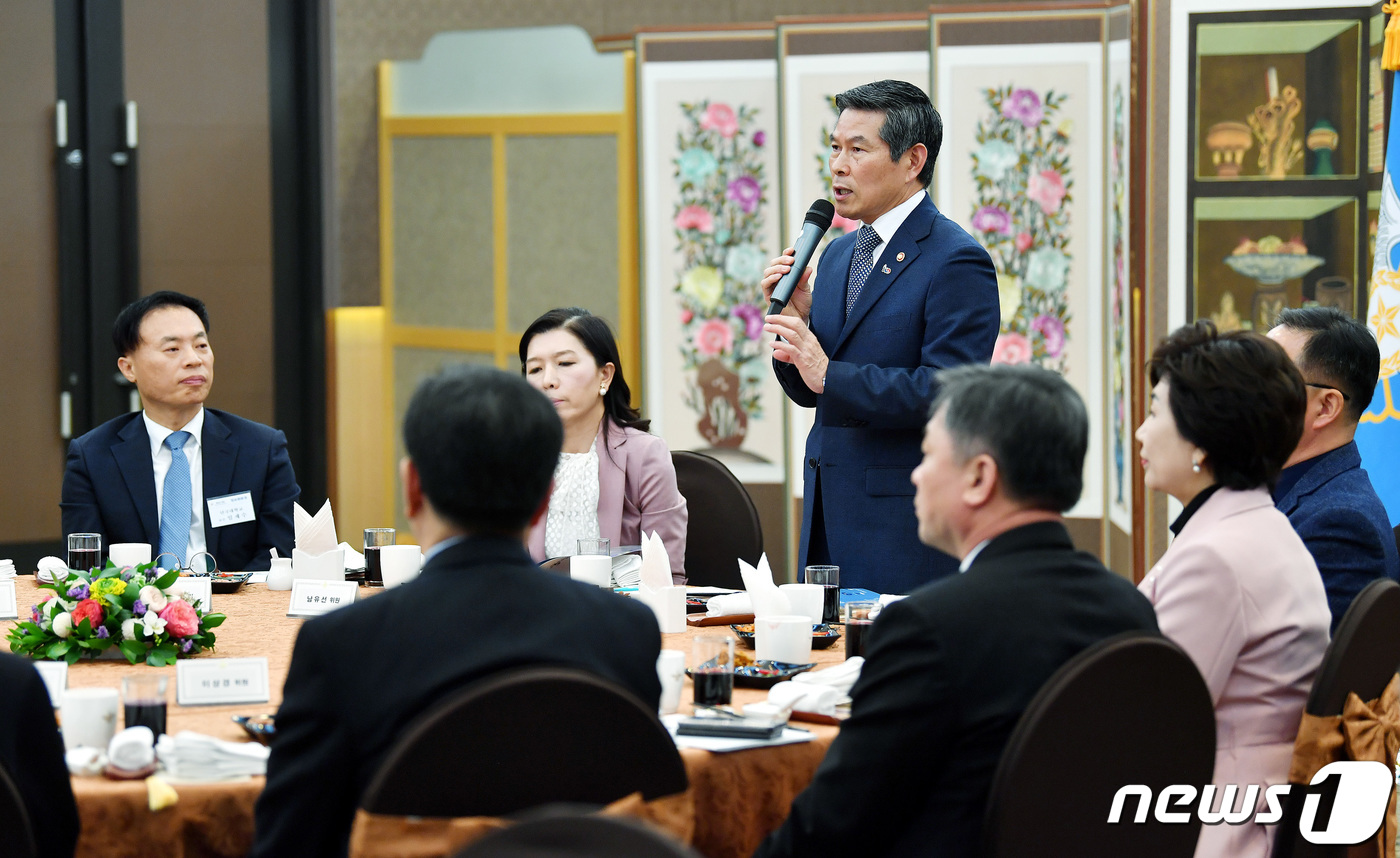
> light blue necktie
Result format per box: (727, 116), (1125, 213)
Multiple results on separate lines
(845, 225), (882, 316)
(159, 431), (193, 569)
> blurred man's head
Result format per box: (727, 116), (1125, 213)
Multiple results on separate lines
(113, 292), (213, 426)
(912, 365), (1087, 557)
(400, 365), (563, 548)
(1268, 307), (1380, 467)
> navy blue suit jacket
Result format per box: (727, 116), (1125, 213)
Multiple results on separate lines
(774, 193), (999, 594)
(60, 409), (299, 571)
(1275, 441), (1400, 633)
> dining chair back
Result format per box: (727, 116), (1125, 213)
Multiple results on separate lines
(360, 667), (688, 818)
(0, 762), (36, 858)
(454, 814), (699, 857)
(982, 631), (1216, 858)
(671, 451), (761, 590)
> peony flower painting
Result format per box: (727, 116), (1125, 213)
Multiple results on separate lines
(970, 85), (1074, 373)
(672, 99), (771, 447)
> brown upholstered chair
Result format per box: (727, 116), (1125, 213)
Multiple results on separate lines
(360, 667), (688, 818)
(454, 814), (700, 858)
(982, 632), (1216, 858)
(671, 451), (762, 591)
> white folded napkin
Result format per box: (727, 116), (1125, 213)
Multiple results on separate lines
(108, 727), (156, 772)
(638, 531), (672, 592)
(0, 559), (15, 579)
(294, 500), (339, 557)
(155, 731), (269, 781)
(65, 747), (106, 776)
(738, 554), (790, 618)
(706, 592), (754, 617)
(767, 681), (846, 716)
(792, 656), (864, 694)
(337, 542), (367, 571)
(36, 556), (67, 584)
(612, 554), (643, 588)
(877, 594), (907, 612)
(290, 548), (344, 582)
(638, 532), (685, 633)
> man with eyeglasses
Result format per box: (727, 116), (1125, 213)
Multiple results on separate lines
(1268, 307), (1399, 632)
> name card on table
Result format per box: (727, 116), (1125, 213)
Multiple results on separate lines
(32, 661), (67, 707)
(176, 657), (270, 706)
(286, 579), (358, 618)
(0, 580), (16, 619)
(170, 576), (213, 612)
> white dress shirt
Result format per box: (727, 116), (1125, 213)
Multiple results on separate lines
(143, 408), (206, 562)
(863, 189), (928, 268)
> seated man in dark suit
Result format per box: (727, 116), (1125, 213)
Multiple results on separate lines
(250, 365), (663, 858)
(755, 365), (1158, 858)
(1269, 307), (1400, 632)
(60, 291), (298, 571)
(0, 652), (79, 858)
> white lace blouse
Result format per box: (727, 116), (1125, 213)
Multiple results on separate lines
(543, 444), (602, 558)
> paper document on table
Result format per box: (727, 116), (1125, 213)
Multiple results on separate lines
(661, 713), (815, 753)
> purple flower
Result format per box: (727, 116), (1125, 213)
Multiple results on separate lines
(30, 606), (40, 624)
(726, 175), (762, 214)
(752, 130), (766, 147)
(120, 568), (135, 582)
(180, 639), (194, 653)
(1031, 314), (1066, 357)
(732, 304), (765, 340)
(1002, 88), (1044, 128)
(67, 583), (89, 600)
(971, 205), (1012, 235)
(96, 626), (110, 639)
(133, 599), (147, 616)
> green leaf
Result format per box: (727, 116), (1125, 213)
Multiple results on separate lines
(152, 569), (179, 590)
(203, 614), (226, 629)
(120, 640), (146, 664)
(65, 649), (81, 665)
(46, 640), (71, 659)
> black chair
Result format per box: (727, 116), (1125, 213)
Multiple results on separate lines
(982, 632), (1216, 858)
(454, 814), (700, 858)
(1272, 578), (1400, 858)
(360, 667), (688, 818)
(0, 763), (36, 858)
(671, 450), (762, 590)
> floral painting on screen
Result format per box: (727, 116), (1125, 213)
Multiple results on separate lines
(672, 100), (771, 449)
(1109, 82), (1132, 519)
(969, 85), (1074, 373)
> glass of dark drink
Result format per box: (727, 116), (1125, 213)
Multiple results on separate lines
(363, 528), (395, 587)
(844, 601), (877, 660)
(805, 565), (841, 624)
(691, 636), (735, 707)
(67, 533), (102, 573)
(122, 674), (168, 737)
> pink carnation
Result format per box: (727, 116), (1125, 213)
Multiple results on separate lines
(1027, 170), (1067, 214)
(1015, 232), (1033, 253)
(991, 332), (1033, 365)
(700, 103), (739, 138)
(694, 318), (733, 357)
(159, 599), (199, 638)
(674, 205), (714, 233)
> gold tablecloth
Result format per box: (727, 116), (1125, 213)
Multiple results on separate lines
(1, 578), (842, 858)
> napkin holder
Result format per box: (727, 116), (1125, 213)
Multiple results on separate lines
(639, 585), (687, 633)
(291, 548), (345, 582)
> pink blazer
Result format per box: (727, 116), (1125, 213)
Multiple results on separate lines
(1138, 487), (1329, 858)
(529, 422), (688, 583)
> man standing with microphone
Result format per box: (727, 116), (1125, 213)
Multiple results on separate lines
(762, 79), (999, 594)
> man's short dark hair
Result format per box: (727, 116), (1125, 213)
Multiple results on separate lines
(113, 291), (211, 356)
(835, 79), (942, 187)
(1148, 321), (1305, 491)
(403, 365), (563, 535)
(930, 364), (1087, 512)
(1274, 306), (1380, 423)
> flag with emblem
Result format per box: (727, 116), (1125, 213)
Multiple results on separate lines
(1355, 33), (1400, 526)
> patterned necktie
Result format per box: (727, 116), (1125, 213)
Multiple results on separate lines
(845, 225), (883, 316)
(159, 431), (193, 568)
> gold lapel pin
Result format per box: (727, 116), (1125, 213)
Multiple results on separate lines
(882, 265), (891, 274)
(896, 252), (905, 262)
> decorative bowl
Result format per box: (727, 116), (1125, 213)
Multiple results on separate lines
(209, 571), (254, 593)
(1223, 253), (1324, 284)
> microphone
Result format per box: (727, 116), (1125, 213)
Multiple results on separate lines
(767, 199), (836, 316)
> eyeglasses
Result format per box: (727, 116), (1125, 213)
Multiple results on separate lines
(152, 551), (220, 576)
(1305, 382), (1352, 401)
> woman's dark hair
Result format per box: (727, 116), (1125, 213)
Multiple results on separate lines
(518, 308), (650, 449)
(1147, 320), (1305, 491)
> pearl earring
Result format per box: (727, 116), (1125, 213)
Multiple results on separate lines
(1192, 462), (1201, 474)
(600, 384), (607, 395)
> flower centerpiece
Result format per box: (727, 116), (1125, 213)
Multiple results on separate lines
(7, 562), (225, 666)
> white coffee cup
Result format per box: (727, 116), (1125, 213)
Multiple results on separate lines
(778, 583), (824, 625)
(570, 554), (612, 588)
(656, 650), (686, 715)
(379, 545), (423, 588)
(754, 615), (813, 665)
(108, 543), (152, 568)
(61, 687), (119, 752)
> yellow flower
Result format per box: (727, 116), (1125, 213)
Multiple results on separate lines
(680, 266), (724, 313)
(90, 577), (127, 606)
(1057, 119), (1073, 138)
(996, 272), (1022, 325)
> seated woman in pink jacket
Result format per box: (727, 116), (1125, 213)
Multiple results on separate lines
(1136, 321), (1329, 858)
(520, 308), (687, 583)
